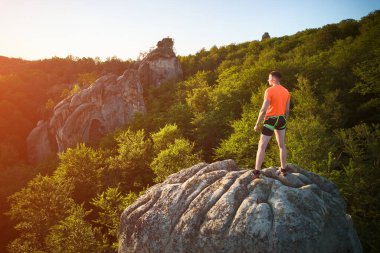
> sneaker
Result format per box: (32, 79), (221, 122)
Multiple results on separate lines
(252, 169), (261, 179)
(277, 166), (288, 176)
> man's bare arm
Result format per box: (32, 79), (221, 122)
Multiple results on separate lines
(255, 99), (270, 126)
(285, 96), (290, 119)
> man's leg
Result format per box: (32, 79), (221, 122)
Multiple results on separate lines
(274, 129), (287, 169)
(254, 134), (272, 170)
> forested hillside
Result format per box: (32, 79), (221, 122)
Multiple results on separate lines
(0, 56), (132, 251)
(0, 10), (379, 253)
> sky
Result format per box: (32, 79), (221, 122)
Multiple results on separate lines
(0, 0), (379, 61)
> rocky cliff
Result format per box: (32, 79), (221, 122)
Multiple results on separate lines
(118, 159), (362, 253)
(26, 38), (183, 163)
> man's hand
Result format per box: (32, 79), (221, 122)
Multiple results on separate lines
(254, 124), (260, 133)
(255, 99), (269, 133)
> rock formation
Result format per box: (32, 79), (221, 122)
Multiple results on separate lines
(262, 32), (270, 41)
(26, 38), (183, 163)
(138, 37), (182, 89)
(118, 159), (362, 253)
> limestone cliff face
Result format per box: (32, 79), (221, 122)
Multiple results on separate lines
(26, 38), (183, 163)
(118, 160), (363, 253)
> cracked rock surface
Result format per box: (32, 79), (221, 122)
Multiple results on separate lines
(118, 159), (362, 253)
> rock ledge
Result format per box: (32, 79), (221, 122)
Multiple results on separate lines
(118, 159), (362, 253)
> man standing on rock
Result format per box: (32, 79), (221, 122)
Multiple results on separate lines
(252, 71), (291, 179)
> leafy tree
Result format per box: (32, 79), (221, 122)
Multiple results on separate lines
(176, 70), (212, 101)
(77, 72), (97, 88)
(189, 109), (231, 162)
(286, 76), (336, 172)
(212, 66), (253, 117)
(45, 204), (103, 253)
(54, 143), (108, 204)
(91, 186), (145, 251)
(348, 13), (380, 123)
(127, 80), (181, 134)
(105, 128), (154, 191)
(150, 123), (183, 154)
(165, 102), (194, 138)
(186, 85), (213, 114)
(6, 175), (75, 252)
(150, 138), (202, 183)
(331, 123), (380, 252)
(213, 84), (267, 168)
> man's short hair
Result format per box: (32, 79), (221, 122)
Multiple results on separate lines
(270, 71), (282, 80)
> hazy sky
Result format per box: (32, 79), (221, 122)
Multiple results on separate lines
(0, 0), (379, 61)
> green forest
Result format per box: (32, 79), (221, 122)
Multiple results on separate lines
(0, 10), (379, 253)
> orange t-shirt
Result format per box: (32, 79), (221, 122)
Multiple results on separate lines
(264, 85), (290, 119)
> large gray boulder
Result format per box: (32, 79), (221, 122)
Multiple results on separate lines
(26, 38), (183, 163)
(118, 159), (362, 253)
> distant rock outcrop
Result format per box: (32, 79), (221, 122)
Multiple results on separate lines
(118, 159), (362, 253)
(26, 38), (183, 164)
(262, 32), (270, 41)
(138, 37), (182, 90)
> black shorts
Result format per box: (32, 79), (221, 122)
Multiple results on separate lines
(262, 115), (287, 136)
